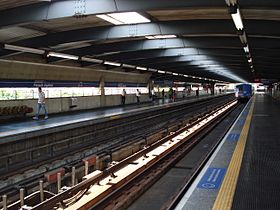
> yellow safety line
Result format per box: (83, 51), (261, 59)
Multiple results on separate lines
(110, 115), (120, 120)
(212, 96), (255, 210)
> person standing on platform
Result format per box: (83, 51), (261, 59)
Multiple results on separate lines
(169, 87), (174, 102)
(162, 89), (165, 99)
(187, 87), (191, 96)
(195, 88), (199, 97)
(136, 89), (141, 104)
(33, 87), (48, 120)
(121, 89), (126, 105)
(151, 89), (155, 101)
(183, 88), (186, 99)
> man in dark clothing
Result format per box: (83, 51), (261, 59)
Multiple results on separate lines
(121, 89), (126, 105)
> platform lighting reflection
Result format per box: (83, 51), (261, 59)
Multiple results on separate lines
(136, 66), (147, 71)
(96, 12), (150, 25)
(145, 35), (177, 40)
(99, 102), (236, 198)
(169, 101), (237, 141)
(4, 44), (45, 55)
(48, 52), (79, 60)
(231, 8), (244, 30)
(104, 61), (121, 67)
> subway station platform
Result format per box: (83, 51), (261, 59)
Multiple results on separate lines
(0, 94), (219, 143)
(175, 94), (280, 210)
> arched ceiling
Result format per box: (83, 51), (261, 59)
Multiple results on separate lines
(0, 0), (279, 83)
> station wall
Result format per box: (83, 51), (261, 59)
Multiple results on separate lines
(0, 94), (150, 117)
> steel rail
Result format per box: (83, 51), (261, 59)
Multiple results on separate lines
(89, 100), (239, 210)
(31, 99), (237, 210)
(1, 95), (233, 202)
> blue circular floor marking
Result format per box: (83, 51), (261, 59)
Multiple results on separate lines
(202, 183), (216, 189)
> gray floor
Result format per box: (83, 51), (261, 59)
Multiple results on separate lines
(232, 94), (280, 210)
(175, 97), (252, 210)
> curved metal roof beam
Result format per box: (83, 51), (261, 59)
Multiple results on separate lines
(14, 20), (236, 47)
(1, 0), (280, 28)
(0, 0), (227, 28)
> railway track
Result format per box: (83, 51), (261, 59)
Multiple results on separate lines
(1, 95), (232, 179)
(88, 100), (240, 210)
(4, 97), (239, 210)
(0, 95), (234, 200)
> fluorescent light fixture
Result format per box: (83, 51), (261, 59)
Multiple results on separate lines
(231, 8), (244, 30)
(243, 45), (249, 53)
(166, 71), (173, 75)
(122, 64), (136, 69)
(81, 57), (103, 64)
(96, 12), (150, 25)
(173, 73), (179, 76)
(248, 58), (252, 63)
(4, 44), (45, 55)
(96, 14), (123, 25)
(48, 52), (79, 60)
(184, 75), (189, 77)
(239, 32), (247, 44)
(104, 61), (121, 67)
(136, 66), (147, 71)
(145, 36), (155, 39)
(148, 68), (158, 72)
(145, 35), (177, 40)
(158, 70), (166, 74)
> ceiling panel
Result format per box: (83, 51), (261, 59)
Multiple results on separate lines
(0, 26), (45, 43)
(0, 0), (39, 11)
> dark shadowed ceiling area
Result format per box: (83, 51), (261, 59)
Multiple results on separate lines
(0, 0), (279, 83)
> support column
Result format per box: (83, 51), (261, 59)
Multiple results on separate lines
(210, 82), (215, 95)
(100, 76), (106, 107)
(147, 80), (154, 100)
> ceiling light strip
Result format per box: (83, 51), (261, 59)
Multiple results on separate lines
(81, 57), (103, 64)
(96, 12), (150, 25)
(4, 44), (45, 55)
(145, 35), (177, 40)
(104, 61), (122, 67)
(136, 66), (147, 71)
(48, 52), (79, 60)
(231, 8), (244, 30)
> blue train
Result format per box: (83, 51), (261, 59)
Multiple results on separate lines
(235, 84), (253, 102)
